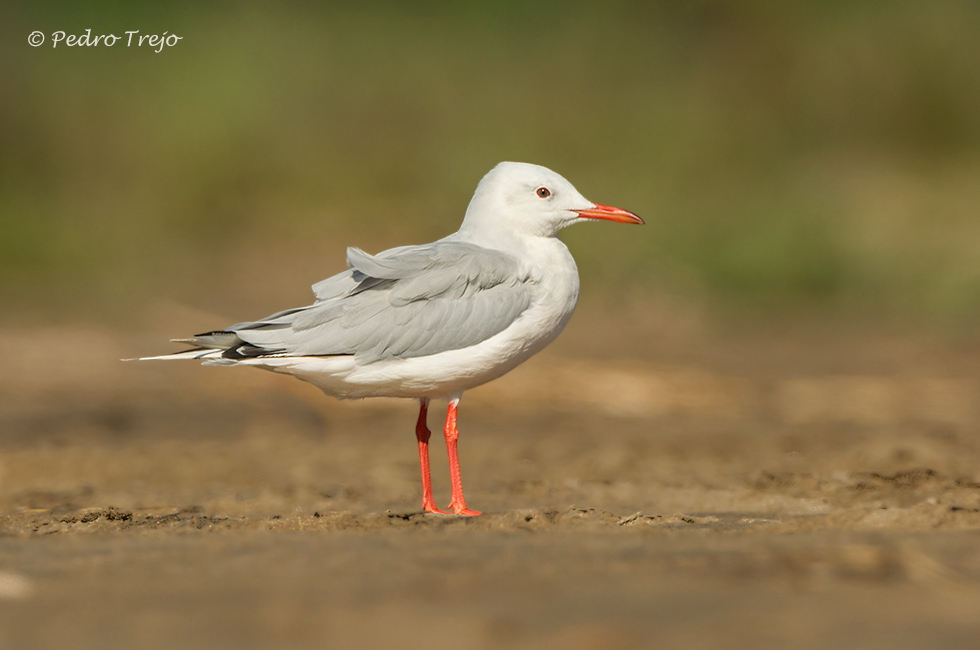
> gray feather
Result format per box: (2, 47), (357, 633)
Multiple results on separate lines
(214, 240), (534, 363)
(171, 331), (242, 349)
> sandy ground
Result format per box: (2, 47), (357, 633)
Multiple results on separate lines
(2, 308), (980, 649)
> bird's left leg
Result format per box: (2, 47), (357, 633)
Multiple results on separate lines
(443, 397), (482, 516)
(416, 398), (448, 514)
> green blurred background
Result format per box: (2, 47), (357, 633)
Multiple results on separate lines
(2, 1), (979, 325)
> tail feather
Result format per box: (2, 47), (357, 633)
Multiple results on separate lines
(171, 331), (242, 349)
(129, 348), (226, 362)
(129, 327), (286, 363)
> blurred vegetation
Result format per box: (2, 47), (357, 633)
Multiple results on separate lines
(2, 1), (979, 321)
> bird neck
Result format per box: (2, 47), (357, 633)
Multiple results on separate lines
(450, 224), (556, 257)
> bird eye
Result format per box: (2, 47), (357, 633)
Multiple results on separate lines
(536, 187), (551, 198)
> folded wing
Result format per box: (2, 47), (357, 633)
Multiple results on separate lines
(180, 241), (535, 364)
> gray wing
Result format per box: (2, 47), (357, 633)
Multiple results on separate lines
(184, 241), (535, 363)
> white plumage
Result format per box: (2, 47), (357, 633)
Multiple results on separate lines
(142, 161), (642, 515)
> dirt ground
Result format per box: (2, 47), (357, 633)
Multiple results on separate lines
(2, 306), (980, 649)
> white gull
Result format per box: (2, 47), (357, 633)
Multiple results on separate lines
(141, 161), (643, 515)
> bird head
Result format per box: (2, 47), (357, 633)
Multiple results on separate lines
(459, 162), (643, 241)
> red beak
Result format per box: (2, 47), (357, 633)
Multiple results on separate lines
(575, 203), (644, 225)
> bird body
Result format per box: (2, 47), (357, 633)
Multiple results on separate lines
(225, 234), (579, 400)
(141, 162), (642, 514)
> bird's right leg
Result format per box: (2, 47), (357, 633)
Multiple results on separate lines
(415, 398), (449, 514)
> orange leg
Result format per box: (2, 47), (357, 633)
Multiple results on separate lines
(444, 398), (481, 516)
(415, 399), (448, 514)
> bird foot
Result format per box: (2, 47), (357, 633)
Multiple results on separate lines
(422, 502), (451, 515)
(448, 503), (482, 516)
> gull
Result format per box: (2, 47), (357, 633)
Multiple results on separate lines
(141, 162), (643, 515)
